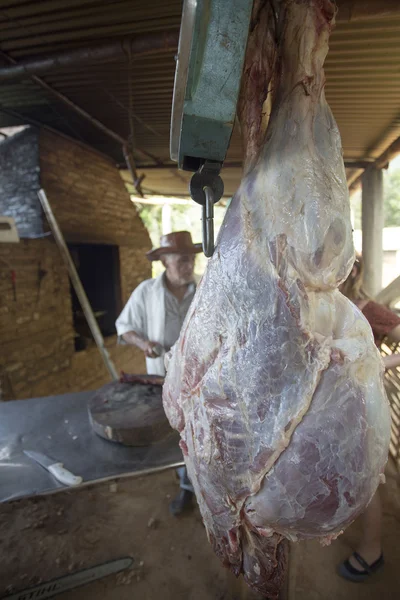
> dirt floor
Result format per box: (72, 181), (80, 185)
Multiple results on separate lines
(0, 462), (399, 600)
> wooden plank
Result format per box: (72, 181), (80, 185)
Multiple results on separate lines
(38, 188), (119, 381)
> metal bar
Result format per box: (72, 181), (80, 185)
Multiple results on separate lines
(124, 160), (372, 170)
(37, 189), (119, 382)
(0, 49), (162, 166)
(0, 48), (125, 145)
(0, 42), (124, 83)
(202, 187), (215, 258)
(0, 30), (179, 83)
(124, 161), (242, 170)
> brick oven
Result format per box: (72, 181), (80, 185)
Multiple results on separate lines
(0, 128), (152, 400)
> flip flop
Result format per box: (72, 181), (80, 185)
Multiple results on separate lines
(338, 552), (384, 582)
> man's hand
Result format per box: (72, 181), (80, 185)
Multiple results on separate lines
(143, 341), (162, 359)
(121, 331), (162, 358)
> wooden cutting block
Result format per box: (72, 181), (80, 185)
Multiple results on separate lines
(88, 375), (172, 446)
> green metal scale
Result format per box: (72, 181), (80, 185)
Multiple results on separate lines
(170, 0), (253, 256)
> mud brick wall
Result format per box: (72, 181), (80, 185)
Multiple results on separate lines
(119, 245), (152, 304)
(39, 130), (151, 248)
(0, 131), (151, 401)
(0, 238), (74, 400)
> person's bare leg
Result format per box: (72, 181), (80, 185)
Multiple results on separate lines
(349, 490), (382, 570)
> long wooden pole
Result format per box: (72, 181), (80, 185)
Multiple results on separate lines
(37, 189), (119, 381)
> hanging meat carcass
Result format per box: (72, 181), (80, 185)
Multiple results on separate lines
(163, 0), (391, 596)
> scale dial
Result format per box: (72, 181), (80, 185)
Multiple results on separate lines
(170, 0), (254, 172)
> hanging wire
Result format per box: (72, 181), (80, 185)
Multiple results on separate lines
(125, 45), (144, 197)
(101, 86), (162, 138)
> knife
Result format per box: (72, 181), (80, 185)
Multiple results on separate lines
(23, 450), (83, 487)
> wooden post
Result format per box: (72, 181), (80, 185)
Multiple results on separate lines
(37, 189), (119, 382)
(361, 167), (384, 298)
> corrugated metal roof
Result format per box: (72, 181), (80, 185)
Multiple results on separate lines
(326, 14), (400, 164)
(0, 0), (181, 165)
(0, 1), (399, 195)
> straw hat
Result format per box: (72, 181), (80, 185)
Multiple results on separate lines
(146, 231), (202, 261)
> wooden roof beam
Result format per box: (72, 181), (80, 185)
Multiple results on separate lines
(348, 134), (400, 194)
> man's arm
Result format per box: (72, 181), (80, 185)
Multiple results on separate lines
(116, 283), (164, 359)
(122, 331), (161, 358)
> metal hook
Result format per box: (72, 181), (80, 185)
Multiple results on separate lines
(189, 163), (223, 258)
(202, 186), (214, 258)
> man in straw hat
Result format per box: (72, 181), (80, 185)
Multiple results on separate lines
(116, 231), (202, 515)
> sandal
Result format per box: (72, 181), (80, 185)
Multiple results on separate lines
(338, 552), (384, 582)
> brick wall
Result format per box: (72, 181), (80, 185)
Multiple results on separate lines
(119, 245), (152, 304)
(0, 131), (151, 401)
(39, 130), (150, 248)
(0, 238), (73, 400)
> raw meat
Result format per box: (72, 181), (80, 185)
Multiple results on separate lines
(163, 0), (391, 596)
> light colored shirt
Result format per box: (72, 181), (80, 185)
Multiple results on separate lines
(164, 279), (195, 352)
(115, 272), (195, 376)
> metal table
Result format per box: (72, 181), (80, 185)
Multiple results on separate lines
(0, 390), (184, 502)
